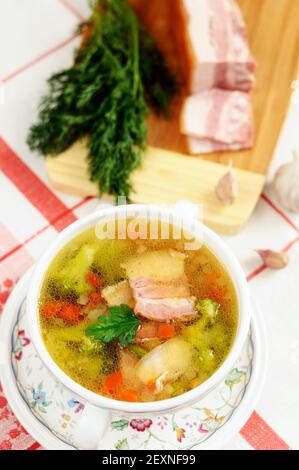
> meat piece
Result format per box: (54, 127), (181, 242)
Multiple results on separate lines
(172, 0), (255, 93)
(130, 277), (190, 299)
(122, 249), (197, 321)
(134, 297), (196, 322)
(186, 136), (251, 155)
(101, 280), (134, 307)
(181, 89), (253, 154)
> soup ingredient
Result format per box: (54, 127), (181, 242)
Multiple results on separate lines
(135, 321), (159, 342)
(59, 303), (82, 324)
(273, 149), (299, 213)
(86, 304), (141, 346)
(122, 249), (188, 281)
(86, 271), (101, 289)
(89, 292), (103, 304)
(41, 301), (82, 324)
(27, 0), (177, 200)
(256, 249), (289, 270)
(41, 301), (65, 319)
(215, 166), (237, 205)
(157, 323), (176, 339)
(103, 370), (123, 389)
(119, 388), (139, 402)
(181, 90), (253, 155)
(123, 249), (196, 321)
(101, 280), (133, 307)
(130, 277), (190, 299)
(172, 0), (255, 93)
(134, 296), (196, 322)
(54, 244), (97, 295)
(136, 338), (193, 391)
(195, 298), (220, 326)
(127, 344), (147, 358)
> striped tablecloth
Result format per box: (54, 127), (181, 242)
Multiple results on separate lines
(0, 0), (298, 451)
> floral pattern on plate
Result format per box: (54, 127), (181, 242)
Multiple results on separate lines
(11, 299), (254, 450)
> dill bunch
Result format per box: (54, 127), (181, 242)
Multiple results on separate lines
(27, 0), (177, 199)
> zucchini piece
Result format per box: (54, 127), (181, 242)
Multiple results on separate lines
(54, 244), (97, 295)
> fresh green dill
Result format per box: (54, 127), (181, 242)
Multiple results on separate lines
(27, 0), (177, 199)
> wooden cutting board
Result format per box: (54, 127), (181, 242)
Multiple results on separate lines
(46, 0), (299, 234)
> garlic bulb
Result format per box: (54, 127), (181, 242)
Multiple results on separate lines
(256, 249), (289, 269)
(215, 165), (237, 206)
(273, 149), (299, 213)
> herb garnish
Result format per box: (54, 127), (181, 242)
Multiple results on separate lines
(86, 304), (141, 346)
(27, 0), (177, 199)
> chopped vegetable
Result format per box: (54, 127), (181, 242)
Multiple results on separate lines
(54, 244), (97, 295)
(104, 370), (123, 389)
(41, 301), (81, 324)
(89, 292), (103, 304)
(157, 323), (175, 339)
(41, 301), (64, 318)
(86, 271), (101, 288)
(59, 304), (82, 324)
(86, 304), (142, 346)
(195, 298), (220, 326)
(119, 388), (139, 402)
(79, 336), (102, 354)
(127, 344), (147, 358)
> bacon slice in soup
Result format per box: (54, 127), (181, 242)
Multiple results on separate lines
(134, 296), (196, 322)
(122, 249), (197, 321)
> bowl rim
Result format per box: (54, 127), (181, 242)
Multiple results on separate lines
(26, 204), (251, 413)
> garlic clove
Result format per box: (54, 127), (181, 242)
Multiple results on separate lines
(256, 249), (289, 269)
(215, 169), (237, 206)
(273, 149), (299, 213)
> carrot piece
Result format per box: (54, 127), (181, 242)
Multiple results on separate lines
(104, 371), (123, 389)
(147, 380), (156, 392)
(59, 303), (82, 324)
(86, 271), (101, 288)
(89, 292), (103, 304)
(119, 388), (139, 402)
(41, 301), (64, 318)
(157, 323), (175, 339)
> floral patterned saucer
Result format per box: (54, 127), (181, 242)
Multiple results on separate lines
(0, 269), (266, 450)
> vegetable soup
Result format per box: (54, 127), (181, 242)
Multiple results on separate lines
(39, 220), (238, 402)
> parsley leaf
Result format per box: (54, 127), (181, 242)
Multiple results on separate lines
(86, 304), (141, 347)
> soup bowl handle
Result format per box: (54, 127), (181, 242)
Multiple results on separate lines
(72, 403), (111, 450)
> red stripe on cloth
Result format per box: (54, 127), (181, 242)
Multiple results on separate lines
(0, 225), (19, 258)
(262, 194), (299, 233)
(26, 442), (42, 451)
(59, 0), (85, 21)
(0, 228), (33, 312)
(246, 264), (266, 282)
(0, 196), (93, 264)
(240, 411), (291, 450)
(247, 234), (299, 282)
(1, 34), (79, 83)
(0, 138), (77, 231)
